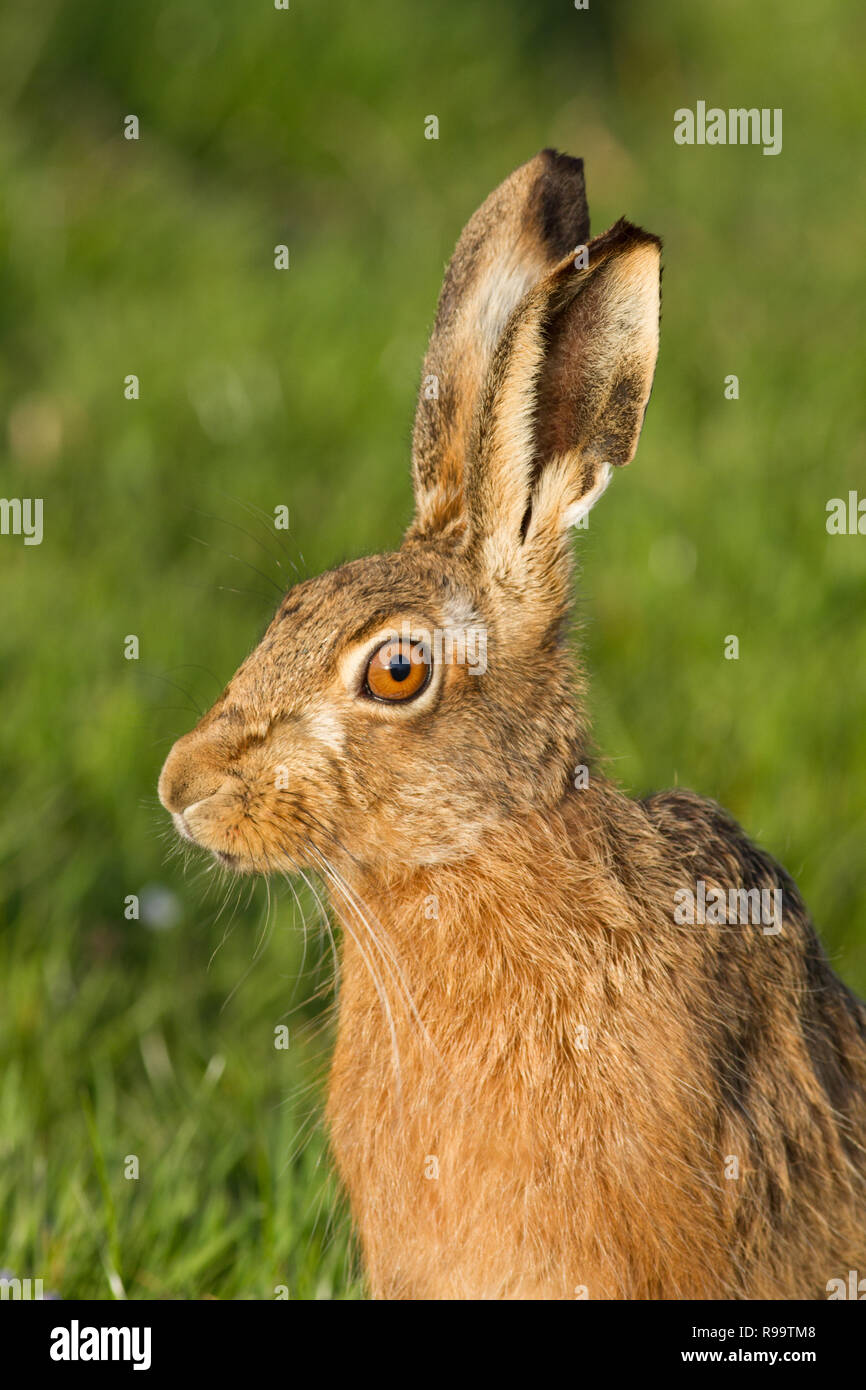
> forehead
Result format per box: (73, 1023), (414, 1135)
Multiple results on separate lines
(230, 546), (469, 699)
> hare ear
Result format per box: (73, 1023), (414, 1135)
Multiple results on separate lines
(408, 150), (590, 541)
(464, 218), (661, 606)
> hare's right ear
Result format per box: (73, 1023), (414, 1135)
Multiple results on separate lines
(408, 150), (589, 540)
(463, 218), (661, 629)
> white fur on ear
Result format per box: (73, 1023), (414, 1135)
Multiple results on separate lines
(563, 461), (613, 528)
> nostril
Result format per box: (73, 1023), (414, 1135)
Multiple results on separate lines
(157, 761), (193, 816)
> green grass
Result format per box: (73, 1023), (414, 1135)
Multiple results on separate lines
(1, 0), (864, 1298)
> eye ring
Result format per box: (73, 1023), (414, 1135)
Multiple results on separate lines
(364, 638), (432, 703)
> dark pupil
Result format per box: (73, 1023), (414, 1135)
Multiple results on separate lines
(389, 653), (412, 682)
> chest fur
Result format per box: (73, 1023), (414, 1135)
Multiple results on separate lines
(325, 913), (724, 1299)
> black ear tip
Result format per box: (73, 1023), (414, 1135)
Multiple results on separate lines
(534, 149), (590, 255)
(542, 148), (589, 186)
(539, 147), (584, 177)
(603, 216), (663, 254)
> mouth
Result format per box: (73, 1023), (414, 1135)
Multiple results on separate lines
(169, 798), (304, 877)
(172, 810), (241, 870)
(172, 811), (196, 843)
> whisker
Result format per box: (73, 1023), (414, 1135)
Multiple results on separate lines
(192, 505), (291, 582)
(187, 532), (285, 599)
(310, 848), (404, 1105)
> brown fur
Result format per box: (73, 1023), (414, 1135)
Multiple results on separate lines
(158, 151), (866, 1299)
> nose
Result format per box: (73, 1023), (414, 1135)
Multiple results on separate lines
(158, 728), (228, 816)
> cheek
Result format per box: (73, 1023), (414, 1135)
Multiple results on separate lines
(303, 702), (347, 756)
(336, 733), (384, 815)
(342, 725), (438, 822)
(248, 737), (337, 811)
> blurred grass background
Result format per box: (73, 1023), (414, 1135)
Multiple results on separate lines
(0, 0), (864, 1299)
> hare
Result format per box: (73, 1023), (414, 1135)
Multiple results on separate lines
(158, 150), (866, 1299)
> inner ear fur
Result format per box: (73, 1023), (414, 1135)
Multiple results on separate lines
(407, 149), (590, 542)
(534, 219), (662, 478)
(466, 217), (661, 575)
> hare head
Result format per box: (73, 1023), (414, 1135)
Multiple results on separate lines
(158, 150), (661, 879)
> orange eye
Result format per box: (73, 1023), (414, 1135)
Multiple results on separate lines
(365, 639), (431, 702)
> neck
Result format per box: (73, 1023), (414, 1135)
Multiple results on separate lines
(326, 782), (673, 1025)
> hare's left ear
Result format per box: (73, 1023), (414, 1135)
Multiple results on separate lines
(464, 218), (661, 605)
